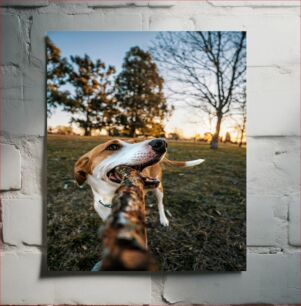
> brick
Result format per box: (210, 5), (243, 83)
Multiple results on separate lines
(163, 253), (299, 304)
(192, 14), (247, 32)
(0, 0), (49, 6)
(272, 139), (300, 187)
(148, 1), (176, 7)
(0, 65), (22, 102)
(0, 137), (43, 195)
(39, 3), (93, 14)
(1, 18), (45, 137)
(2, 198), (43, 246)
(1, 66), (23, 135)
(1, 13), (24, 66)
(1, 64), (46, 136)
(247, 195), (276, 246)
(21, 66), (46, 136)
(288, 193), (300, 246)
(248, 66), (299, 136)
(0, 143), (21, 191)
(149, 15), (194, 30)
(248, 137), (299, 196)
(101, 12), (143, 29)
(2, 252), (54, 304)
(248, 13), (299, 68)
(247, 195), (288, 247)
(86, 1), (149, 7)
(206, 0), (300, 7)
(20, 137), (44, 196)
(79, 0), (175, 7)
(2, 251), (151, 304)
(151, 274), (164, 304)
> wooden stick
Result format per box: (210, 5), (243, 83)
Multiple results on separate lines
(100, 166), (158, 271)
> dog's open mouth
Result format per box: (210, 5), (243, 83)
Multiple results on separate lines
(107, 157), (161, 184)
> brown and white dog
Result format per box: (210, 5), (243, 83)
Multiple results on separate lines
(74, 138), (204, 226)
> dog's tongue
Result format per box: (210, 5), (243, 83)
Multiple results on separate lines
(108, 172), (115, 180)
(109, 170), (122, 182)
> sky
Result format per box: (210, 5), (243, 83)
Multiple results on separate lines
(47, 31), (239, 139)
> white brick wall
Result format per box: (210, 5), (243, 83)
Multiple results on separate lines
(163, 253), (300, 304)
(1, 0), (300, 304)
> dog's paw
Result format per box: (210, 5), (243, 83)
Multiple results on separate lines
(160, 216), (169, 227)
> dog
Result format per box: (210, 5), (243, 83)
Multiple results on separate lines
(74, 138), (204, 226)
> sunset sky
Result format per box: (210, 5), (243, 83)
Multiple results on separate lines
(47, 32), (241, 139)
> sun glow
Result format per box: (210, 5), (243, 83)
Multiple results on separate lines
(48, 108), (245, 143)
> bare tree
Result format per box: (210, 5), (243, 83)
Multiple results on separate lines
(237, 102), (247, 147)
(232, 84), (246, 147)
(151, 31), (246, 149)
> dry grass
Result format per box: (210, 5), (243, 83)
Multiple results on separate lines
(47, 135), (246, 271)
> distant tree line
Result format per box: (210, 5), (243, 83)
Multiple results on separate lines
(47, 37), (171, 137)
(47, 31), (246, 149)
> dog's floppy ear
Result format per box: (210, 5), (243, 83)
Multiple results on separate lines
(124, 138), (136, 143)
(74, 156), (91, 185)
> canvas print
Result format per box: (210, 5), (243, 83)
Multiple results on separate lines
(47, 31), (246, 271)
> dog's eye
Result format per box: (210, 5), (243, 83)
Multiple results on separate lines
(106, 143), (121, 151)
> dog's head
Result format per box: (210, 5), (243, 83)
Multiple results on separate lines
(74, 138), (167, 187)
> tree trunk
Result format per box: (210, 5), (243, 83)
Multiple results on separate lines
(238, 140), (243, 147)
(238, 116), (246, 147)
(84, 127), (91, 136)
(238, 129), (244, 147)
(129, 126), (136, 138)
(210, 114), (222, 150)
(84, 109), (92, 136)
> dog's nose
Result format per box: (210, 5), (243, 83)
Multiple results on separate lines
(149, 138), (167, 153)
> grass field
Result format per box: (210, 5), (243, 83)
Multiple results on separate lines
(47, 135), (246, 272)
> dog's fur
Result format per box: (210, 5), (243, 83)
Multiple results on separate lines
(74, 138), (204, 226)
